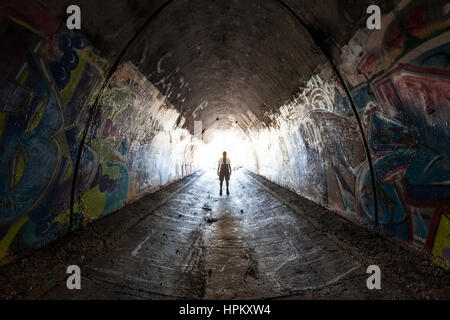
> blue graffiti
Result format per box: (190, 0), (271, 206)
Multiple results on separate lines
(50, 33), (86, 90)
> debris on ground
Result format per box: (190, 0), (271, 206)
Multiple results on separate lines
(202, 205), (212, 211)
(240, 209), (244, 213)
(205, 216), (218, 223)
(208, 269), (212, 277)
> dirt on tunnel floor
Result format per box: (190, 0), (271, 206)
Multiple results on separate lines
(38, 169), (431, 300)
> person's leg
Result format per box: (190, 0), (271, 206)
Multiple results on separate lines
(225, 176), (230, 195)
(219, 178), (223, 195)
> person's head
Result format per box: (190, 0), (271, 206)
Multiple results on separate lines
(223, 151), (227, 157)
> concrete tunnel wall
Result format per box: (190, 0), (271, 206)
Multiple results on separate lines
(0, 0), (449, 269)
(0, 0), (200, 265)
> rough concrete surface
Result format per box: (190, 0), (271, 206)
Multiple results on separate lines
(0, 172), (202, 300)
(31, 170), (447, 300)
(1, 0), (449, 273)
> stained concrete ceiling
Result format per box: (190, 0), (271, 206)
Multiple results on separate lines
(41, 0), (397, 138)
(125, 0), (326, 134)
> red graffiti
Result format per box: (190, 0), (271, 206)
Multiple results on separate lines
(0, 0), (60, 38)
(385, 24), (404, 52)
(404, 6), (428, 36)
(360, 53), (379, 75)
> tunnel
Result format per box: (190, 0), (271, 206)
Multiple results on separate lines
(0, 0), (449, 300)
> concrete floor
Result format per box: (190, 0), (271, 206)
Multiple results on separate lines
(41, 170), (409, 299)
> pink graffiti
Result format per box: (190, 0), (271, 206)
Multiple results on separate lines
(101, 119), (121, 140)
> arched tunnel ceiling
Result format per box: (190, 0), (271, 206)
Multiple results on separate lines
(41, 0), (397, 136)
(125, 0), (326, 135)
(3, 0), (448, 279)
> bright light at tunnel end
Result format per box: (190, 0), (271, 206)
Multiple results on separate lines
(194, 129), (255, 172)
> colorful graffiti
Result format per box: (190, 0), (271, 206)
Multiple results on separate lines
(0, 0), (448, 270)
(355, 42), (450, 266)
(0, 1), (196, 265)
(251, 0), (449, 268)
(342, 0), (449, 267)
(250, 75), (365, 217)
(0, 2), (106, 263)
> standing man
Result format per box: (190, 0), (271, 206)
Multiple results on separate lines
(217, 151), (231, 195)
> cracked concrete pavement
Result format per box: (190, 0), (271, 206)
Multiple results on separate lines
(39, 169), (427, 300)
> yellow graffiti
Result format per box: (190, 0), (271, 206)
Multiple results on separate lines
(417, 22), (450, 39)
(80, 187), (107, 219)
(0, 112), (6, 142)
(9, 16), (43, 37)
(56, 134), (69, 157)
(83, 47), (109, 73)
(60, 54), (88, 106)
(103, 163), (120, 180)
(53, 186), (106, 224)
(0, 216), (29, 260)
(25, 95), (48, 134)
(52, 209), (69, 226)
(62, 163), (73, 183)
(431, 214), (450, 268)
(13, 149), (26, 188)
(18, 69), (30, 85)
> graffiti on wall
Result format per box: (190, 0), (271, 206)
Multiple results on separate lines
(0, 3), (107, 264)
(252, 0), (449, 267)
(355, 42), (450, 266)
(0, 1), (196, 265)
(344, 0), (450, 266)
(53, 60), (196, 238)
(251, 75), (366, 216)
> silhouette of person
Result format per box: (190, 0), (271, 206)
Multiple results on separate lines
(217, 151), (231, 195)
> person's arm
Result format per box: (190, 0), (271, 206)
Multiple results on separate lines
(227, 163), (231, 175)
(217, 163), (220, 176)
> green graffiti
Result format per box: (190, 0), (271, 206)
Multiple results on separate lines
(101, 86), (133, 120)
(89, 138), (123, 163)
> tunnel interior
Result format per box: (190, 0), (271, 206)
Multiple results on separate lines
(0, 0), (449, 278)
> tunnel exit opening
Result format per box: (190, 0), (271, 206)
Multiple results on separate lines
(193, 129), (257, 173)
